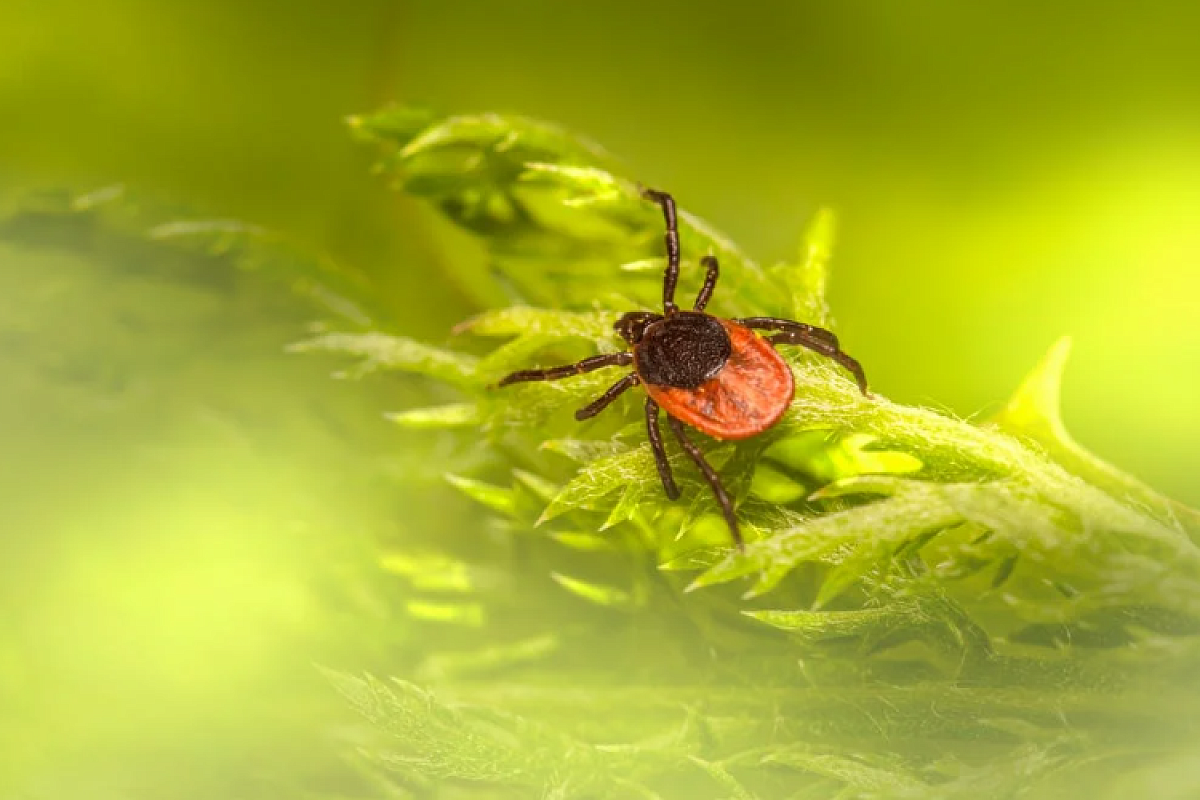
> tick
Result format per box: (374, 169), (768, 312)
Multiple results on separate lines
(498, 188), (869, 548)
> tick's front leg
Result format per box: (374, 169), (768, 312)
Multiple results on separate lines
(575, 374), (640, 421)
(497, 352), (633, 387)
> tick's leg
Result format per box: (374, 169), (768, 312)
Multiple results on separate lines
(645, 398), (680, 500)
(693, 255), (720, 312)
(667, 415), (743, 549)
(575, 373), (639, 421)
(641, 187), (681, 315)
(768, 329), (869, 395)
(733, 317), (840, 349)
(735, 317), (867, 394)
(497, 352), (632, 387)
(614, 311), (662, 345)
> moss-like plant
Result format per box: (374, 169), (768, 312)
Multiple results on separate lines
(297, 108), (1200, 799)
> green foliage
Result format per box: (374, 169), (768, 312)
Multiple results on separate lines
(308, 108), (1200, 798)
(0, 186), (431, 800)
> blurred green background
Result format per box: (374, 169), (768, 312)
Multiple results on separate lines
(2, 0), (1198, 797)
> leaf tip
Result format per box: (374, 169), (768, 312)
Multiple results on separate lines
(451, 316), (477, 336)
(992, 334), (1074, 440)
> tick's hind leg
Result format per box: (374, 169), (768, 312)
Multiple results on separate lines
(666, 415), (743, 549)
(736, 317), (869, 395)
(735, 317), (839, 348)
(769, 330), (868, 395)
(575, 373), (639, 421)
(497, 351), (633, 387)
(645, 399), (680, 500)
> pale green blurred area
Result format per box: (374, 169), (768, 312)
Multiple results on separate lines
(1, 0), (1198, 797)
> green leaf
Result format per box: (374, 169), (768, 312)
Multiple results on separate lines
(773, 206), (836, 328)
(444, 473), (516, 515)
(324, 672), (607, 786)
(602, 483), (647, 530)
(346, 105), (438, 146)
(744, 606), (922, 639)
(551, 530), (623, 552)
(417, 634), (560, 680)
(541, 437), (631, 463)
(379, 552), (474, 593)
(992, 336), (1200, 537)
(356, 107), (773, 314)
(147, 216), (378, 325)
(288, 331), (478, 387)
(513, 469), (561, 504)
(539, 446), (661, 523)
(457, 306), (617, 342)
(550, 573), (637, 609)
(687, 757), (758, 800)
(386, 403), (481, 429)
(763, 748), (928, 795)
(693, 480), (963, 597)
(404, 601), (485, 626)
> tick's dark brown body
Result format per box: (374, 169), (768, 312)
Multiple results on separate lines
(635, 312), (730, 389)
(639, 315), (794, 441)
(497, 189), (869, 548)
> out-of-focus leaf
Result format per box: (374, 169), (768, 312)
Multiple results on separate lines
(379, 552), (474, 593)
(763, 748), (928, 795)
(745, 607), (912, 637)
(386, 403), (481, 429)
(417, 635), (560, 681)
(288, 332), (478, 387)
(444, 473), (516, 515)
(456, 306), (617, 343)
(686, 757), (758, 800)
(551, 531), (623, 552)
(991, 336), (1200, 537)
(550, 573), (637, 609)
(772, 206), (836, 328)
(404, 601), (485, 627)
(512, 469), (561, 504)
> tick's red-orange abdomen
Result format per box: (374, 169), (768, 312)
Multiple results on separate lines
(640, 319), (794, 440)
